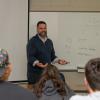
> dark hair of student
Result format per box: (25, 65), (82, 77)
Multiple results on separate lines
(85, 58), (100, 91)
(33, 64), (67, 98)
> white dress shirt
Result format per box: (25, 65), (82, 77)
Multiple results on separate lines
(70, 91), (100, 100)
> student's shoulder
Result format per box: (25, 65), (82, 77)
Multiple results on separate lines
(70, 95), (88, 100)
(4, 82), (31, 93)
(1, 82), (36, 100)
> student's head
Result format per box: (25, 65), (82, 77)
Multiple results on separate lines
(41, 64), (61, 80)
(84, 58), (100, 93)
(33, 64), (66, 97)
(37, 21), (47, 38)
(0, 49), (12, 81)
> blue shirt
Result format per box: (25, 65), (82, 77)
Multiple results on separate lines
(27, 34), (57, 73)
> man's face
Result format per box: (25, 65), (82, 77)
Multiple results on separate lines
(37, 23), (47, 38)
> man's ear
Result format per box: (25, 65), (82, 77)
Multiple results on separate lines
(84, 77), (88, 87)
(2, 63), (12, 80)
(84, 77), (93, 93)
(5, 63), (12, 73)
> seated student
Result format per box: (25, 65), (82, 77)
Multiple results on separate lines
(70, 58), (100, 100)
(33, 64), (75, 100)
(0, 49), (35, 100)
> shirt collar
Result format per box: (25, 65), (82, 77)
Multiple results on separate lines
(90, 91), (100, 96)
(38, 34), (48, 43)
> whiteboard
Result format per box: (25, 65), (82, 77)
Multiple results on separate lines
(29, 12), (100, 70)
(0, 0), (28, 81)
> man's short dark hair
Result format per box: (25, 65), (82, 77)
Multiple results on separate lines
(37, 21), (47, 27)
(85, 58), (100, 91)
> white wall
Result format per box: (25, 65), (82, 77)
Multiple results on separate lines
(29, 12), (100, 70)
(0, 0), (28, 81)
(30, 0), (100, 11)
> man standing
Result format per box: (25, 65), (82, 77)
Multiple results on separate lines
(27, 21), (69, 88)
